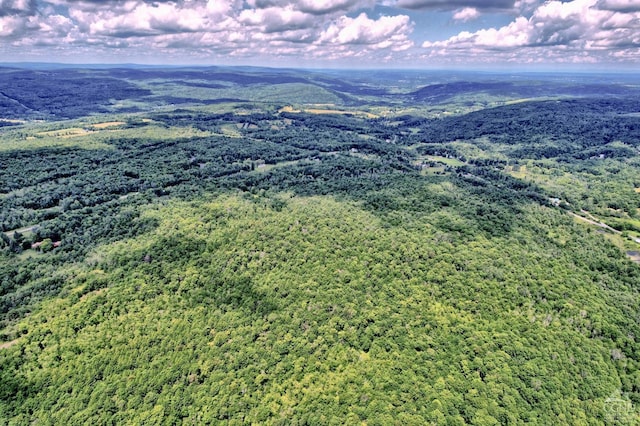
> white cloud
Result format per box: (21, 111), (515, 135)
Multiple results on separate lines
(0, 15), (26, 36)
(14, 0), (413, 64)
(0, 0), (638, 66)
(475, 16), (530, 46)
(68, 1), (240, 37)
(0, 0), (35, 16)
(452, 7), (480, 21)
(238, 6), (316, 33)
(422, 0), (640, 63)
(318, 12), (413, 50)
(0, 11), (76, 47)
(205, 0), (240, 17)
(37, 13), (74, 35)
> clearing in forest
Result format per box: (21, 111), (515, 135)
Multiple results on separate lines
(627, 251), (640, 264)
(279, 105), (377, 118)
(36, 128), (90, 138)
(91, 121), (126, 129)
(0, 339), (19, 350)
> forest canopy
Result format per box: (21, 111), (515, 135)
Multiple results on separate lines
(1, 66), (639, 424)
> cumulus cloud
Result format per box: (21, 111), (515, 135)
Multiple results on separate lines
(66, 0), (240, 38)
(0, 0), (73, 43)
(0, 0), (36, 16)
(513, 0), (543, 12)
(0, 15), (28, 36)
(238, 7), (317, 33)
(0, 0), (638, 66)
(85, 4), (201, 37)
(0, 11), (74, 45)
(318, 12), (414, 50)
(0, 0), (410, 63)
(48, 0), (380, 46)
(68, 1), (411, 58)
(422, 0), (640, 62)
(452, 7), (480, 21)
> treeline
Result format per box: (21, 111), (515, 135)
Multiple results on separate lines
(407, 98), (640, 159)
(0, 69), (151, 119)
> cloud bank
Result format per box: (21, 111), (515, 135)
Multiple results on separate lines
(0, 0), (638, 67)
(422, 0), (640, 64)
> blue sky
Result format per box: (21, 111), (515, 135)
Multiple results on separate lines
(1, 0), (639, 69)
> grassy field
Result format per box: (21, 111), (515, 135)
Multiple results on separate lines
(36, 127), (90, 138)
(0, 119), (212, 152)
(252, 159), (303, 173)
(91, 121), (126, 129)
(279, 105), (378, 118)
(423, 155), (466, 167)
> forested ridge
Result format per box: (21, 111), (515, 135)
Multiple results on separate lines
(1, 67), (639, 424)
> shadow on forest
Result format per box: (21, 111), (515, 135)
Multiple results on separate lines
(217, 161), (547, 238)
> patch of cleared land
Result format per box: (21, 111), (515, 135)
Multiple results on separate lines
(219, 124), (242, 138)
(3, 224), (39, 237)
(506, 165), (528, 179)
(279, 106), (300, 113)
(627, 251), (640, 264)
(420, 165), (447, 176)
(419, 155), (466, 167)
(253, 160), (302, 173)
(0, 123), (211, 152)
(569, 212), (620, 234)
(306, 108), (377, 119)
(569, 211), (640, 262)
(37, 127), (90, 138)
(504, 98), (537, 105)
(0, 339), (20, 350)
(349, 151), (379, 162)
(91, 121), (126, 129)
(280, 105), (377, 119)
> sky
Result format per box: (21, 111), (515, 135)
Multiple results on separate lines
(0, 0), (639, 69)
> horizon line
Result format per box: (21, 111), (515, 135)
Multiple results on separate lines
(1, 61), (639, 75)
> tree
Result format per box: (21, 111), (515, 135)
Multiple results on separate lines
(39, 239), (54, 253)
